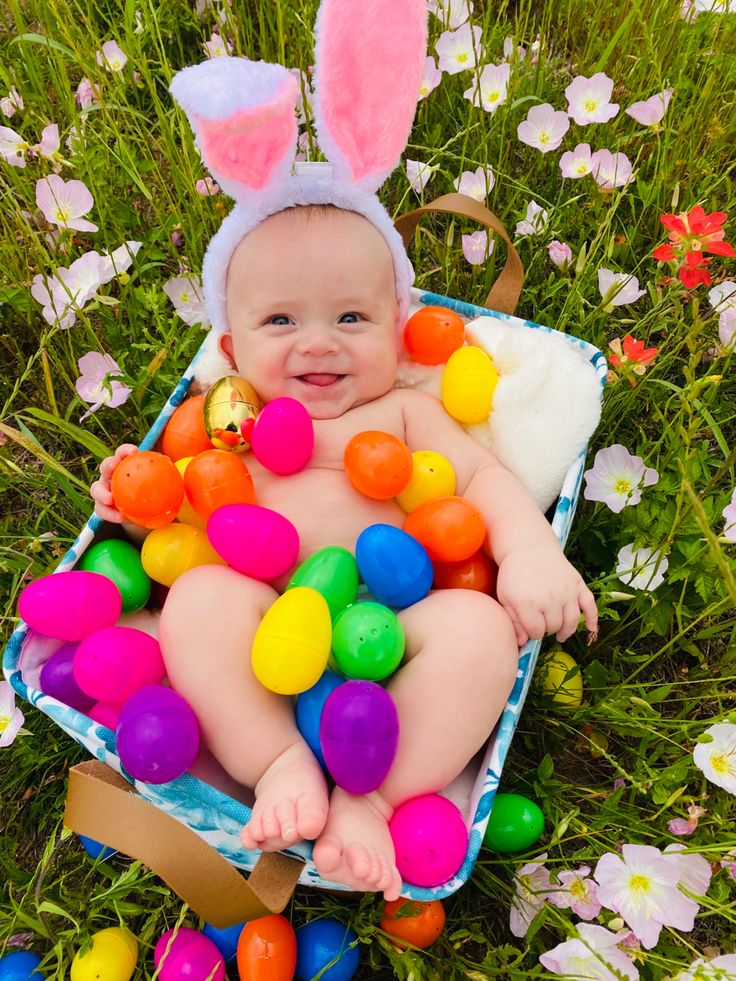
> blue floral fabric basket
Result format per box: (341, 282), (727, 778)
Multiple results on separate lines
(3, 288), (606, 902)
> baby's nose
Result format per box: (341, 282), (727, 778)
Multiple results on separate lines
(295, 326), (341, 356)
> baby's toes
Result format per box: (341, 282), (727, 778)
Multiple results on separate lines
(296, 794), (328, 841)
(275, 799), (298, 844)
(261, 805), (282, 841)
(346, 842), (372, 883)
(385, 866), (403, 902)
(376, 854), (394, 893)
(240, 814), (263, 850)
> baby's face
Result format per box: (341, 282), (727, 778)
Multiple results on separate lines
(221, 207), (399, 419)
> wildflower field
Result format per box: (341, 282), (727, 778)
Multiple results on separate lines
(2, 0), (736, 977)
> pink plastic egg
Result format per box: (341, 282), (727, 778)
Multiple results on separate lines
(247, 397), (314, 475)
(73, 626), (165, 702)
(154, 927), (225, 981)
(18, 570), (122, 642)
(207, 504), (300, 581)
(389, 794), (468, 888)
(89, 700), (125, 730)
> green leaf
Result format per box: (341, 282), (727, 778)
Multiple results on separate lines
(12, 32), (75, 58)
(18, 408), (111, 460)
(37, 900), (80, 926)
(537, 753), (554, 781)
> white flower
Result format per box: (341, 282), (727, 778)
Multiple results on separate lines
(509, 854), (554, 938)
(662, 844), (713, 897)
(591, 149), (635, 189)
(693, 723), (736, 795)
(565, 72), (619, 125)
(0, 85), (24, 118)
(598, 268), (646, 307)
(709, 281), (736, 313)
(405, 158), (437, 194)
(615, 543), (668, 591)
(548, 865), (603, 920)
(540, 923), (639, 980)
(673, 954), (736, 980)
(463, 62), (510, 113)
(453, 165), (495, 201)
(515, 200), (548, 238)
(418, 57), (442, 99)
(0, 125), (28, 168)
(462, 230), (494, 265)
(163, 274), (209, 327)
(503, 36), (527, 62)
(719, 309), (736, 352)
(625, 88), (674, 126)
(0, 681), (24, 749)
(204, 32), (233, 58)
(517, 103), (570, 153)
(427, 0), (474, 29)
(435, 22), (482, 74)
(548, 240), (573, 269)
(583, 444), (659, 513)
(560, 142), (593, 178)
(693, 0), (736, 10)
(96, 40), (128, 72)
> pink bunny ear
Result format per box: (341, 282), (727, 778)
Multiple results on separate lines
(170, 58), (299, 199)
(313, 0), (427, 191)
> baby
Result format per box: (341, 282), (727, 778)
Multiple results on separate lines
(91, 202), (598, 901)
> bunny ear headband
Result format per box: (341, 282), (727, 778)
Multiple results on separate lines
(170, 0), (427, 361)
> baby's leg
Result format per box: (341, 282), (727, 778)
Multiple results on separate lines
(313, 589), (518, 899)
(159, 564), (329, 852)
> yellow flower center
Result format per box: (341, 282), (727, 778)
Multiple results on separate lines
(584, 97), (599, 112)
(614, 478), (633, 494)
(457, 52), (469, 63)
(420, 84), (428, 96)
(179, 291), (191, 303)
(54, 206), (71, 223)
(487, 89), (500, 103)
(628, 874), (650, 893)
(0, 715), (9, 733)
(711, 753), (732, 775)
(538, 132), (550, 144)
(575, 162), (589, 174)
(569, 879), (586, 898)
(691, 238), (702, 250)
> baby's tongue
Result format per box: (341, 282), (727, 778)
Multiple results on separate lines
(300, 373), (342, 387)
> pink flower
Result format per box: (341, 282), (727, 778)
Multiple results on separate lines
(462, 230), (494, 265)
(36, 174), (98, 232)
(163, 275), (209, 327)
(591, 149), (635, 189)
(548, 240), (573, 269)
(540, 923), (639, 980)
(668, 818), (697, 836)
(509, 853), (554, 938)
(625, 88), (674, 126)
(517, 103), (570, 153)
(405, 159), (436, 194)
(723, 488), (736, 542)
(515, 200), (548, 237)
(0, 85), (24, 118)
(76, 78), (100, 109)
(96, 40), (127, 72)
(548, 865), (603, 920)
(0, 125), (27, 167)
(453, 165), (495, 201)
(583, 443), (658, 513)
(427, 0), (474, 29)
(34, 123), (60, 159)
(463, 62), (510, 113)
(565, 72), (620, 125)
(560, 142), (593, 178)
(434, 22), (482, 74)
(204, 32), (233, 58)
(662, 844), (713, 896)
(75, 351), (132, 422)
(680, 0), (700, 19)
(674, 955), (736, 980)
(503, 36), (527, 62)
(0, 681), (24, 749)
(418, 57), (442, 99)
(195, 176), (220, 196)
(598, 268), (646, 306)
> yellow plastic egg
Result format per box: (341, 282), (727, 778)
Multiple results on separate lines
(537, 649), (583, 710)
(396, 450), (457, 513)
(70, 926), (138, 981)
(252, 587), (332, 695)
(173, 456), (206, 529)
(441, 345), (498, 424)
(141, 523), (225, 587)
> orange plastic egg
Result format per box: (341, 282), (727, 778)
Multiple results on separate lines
(111, 451), (185, 529)
(160, 396), (213, 462)
(173, 456), (206, 529)
(183, 449), (256, 520)
(403, 307), (465, 365)
(403, 496), (486, 562)
(380, 899), (445, 949)
(236, 914), (296, 981)
(433, 549), (498, 596)
(344, 431), (413, 500)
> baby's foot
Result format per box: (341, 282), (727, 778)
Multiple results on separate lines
(240, 741), (329, 852)
(313, 787), (403, 900)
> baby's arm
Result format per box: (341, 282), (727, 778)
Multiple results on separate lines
(90, 444), (150, 546)
(400, 390), (598, 647)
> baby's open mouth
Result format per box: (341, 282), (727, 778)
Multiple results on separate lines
(296, 373), (346, 387)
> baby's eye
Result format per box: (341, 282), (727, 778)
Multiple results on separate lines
(267, 315), (292, 326)
(338, 312), (361, 325)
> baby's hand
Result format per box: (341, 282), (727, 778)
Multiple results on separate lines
(90, 444), (138, 522)
(495, 545), (598, 647)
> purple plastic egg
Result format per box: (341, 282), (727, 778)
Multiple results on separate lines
(319, 680), (399, 794)
(18, 570), (122, 642)
(73, 626), (165, 702)
(39, 642), (94, 712)
(250, 397), (314, 475)
(154, 927), (225, 981)
(89, 700), (124, 730)
(207, 504), (300, 581)
(117, 685), (199, 784)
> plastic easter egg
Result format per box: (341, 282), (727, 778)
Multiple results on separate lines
(320, 680), (399, 794)
(0, 951), (45, 980)
(441, 346), (498, 424)
(395, 450), (456, 513)
(295, 919), (359, 981)
(111, 451), (185, 529)
(78, 539), (151, 614)
(295, 670), (344, 768)
(70, 927), (138, 981)
(389, 794), (468, 888)
(141, 523), (226, 587)
(537, 649), (583, 709)
(117, 684), (200, 784)
(252, 587), (331, 695)
(204, 375), (262, 452)
(39, 642), (94, 712)
(174, 456), (206, 529)
(404, 306), (465, 365)
(79, 834), (117, 861)
(161, 395), (213, 462)
(88, 700), (125, 730)
(236, 914), (296, 981)
(403, 496), (486, 563)
(344, 431), (413, 500)
(18, 570), (122, 642)
(207, 504), (300, 581)
(355, 525), (433, 609)
(203, 921), (247, 963)
(380, 899), (446, 949)
(483, 793), (544, 853)
(331, 603), (405, 681)
(433, 550), (498, 595)
(73, 626), (165, 702)
(184, 449), (256, 520)
(249, 397), (314, 474)
(287, 547), (359, 621)
(154, 927), (225, 980)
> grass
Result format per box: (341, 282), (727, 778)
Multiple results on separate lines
(1, 0), (736, 976)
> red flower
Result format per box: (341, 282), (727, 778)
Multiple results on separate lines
(652, 205), (734, 289)
(608, 335), (660, 387)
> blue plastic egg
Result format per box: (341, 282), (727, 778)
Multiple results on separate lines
(295, 670), (344, 768)
(79, 835), (117, 861)
(355, 524), (433, 608)
(295, 920), (359, 981)
(202, 921), (246, 963)
(0, 951), (45, 980)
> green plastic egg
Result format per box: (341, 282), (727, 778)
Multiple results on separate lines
(331, 602), (405, 681)
(78, 539), (151, 614)
(483, 792), (545, 853)
(70, 926), (138, 981)
(286, 546), (359, 621)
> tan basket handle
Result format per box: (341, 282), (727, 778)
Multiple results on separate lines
(64, 761), (304, 928)
(394, 192), (525, 316)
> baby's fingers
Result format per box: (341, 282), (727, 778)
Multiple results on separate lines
(556, 601), (582, 643)
(100, 443), (137, 480)
(579, 584), (598, 635)
(504, 605), (529, 648)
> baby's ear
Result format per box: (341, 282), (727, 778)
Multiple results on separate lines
(313, 0), (427, 192)
(218, 331), (237, 369)
(170, 58), (299, 201)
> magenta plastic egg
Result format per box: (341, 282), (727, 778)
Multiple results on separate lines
(389, 794), (468, 888)
(73, 627), (165, 702)
(89, 700), (125, 730)
(18, 570), (122, 642)
(39, 642), (94, 712)
(154, 927), (225, 981)
(207, 503), (300, 581)
(249, 397), (314, 475)
(117, 685), (199, 784)
(319, 681), (399, 794)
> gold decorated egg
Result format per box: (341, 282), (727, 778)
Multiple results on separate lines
(203, 375), (262, 452)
